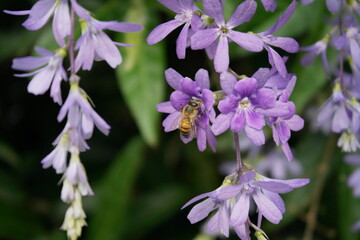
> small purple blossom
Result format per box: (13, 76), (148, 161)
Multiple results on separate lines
(191, 0), (263, 72)
(146, 0), (201, 59)
(70, 0), (142, 71)
(301, 37), (329, 71)
(157, 68), (216, 151)
(12, 47), (67, 105)
(212, 72), (278, 146)
(5, 0), (71, 46)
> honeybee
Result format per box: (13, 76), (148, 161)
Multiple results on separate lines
(179, 98), (203, 138)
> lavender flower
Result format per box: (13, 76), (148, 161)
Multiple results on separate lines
(191, 0), (263, 72)
(182, 170), (309, 238)
(157, 68), (216, 151)
(146, 0), (201, 59)
(70, 0), (143, 71)
(301, 37), (329, 71)
(12, 47), (67, 104)
(41, 133), (69, 174)
(211, 72), (278, 146)
(5, 0), (71, 46)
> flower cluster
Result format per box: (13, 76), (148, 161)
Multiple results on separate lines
(300, 0), (360, 231)
(6, 0), (142, 239)
(150, 0), (308, 238)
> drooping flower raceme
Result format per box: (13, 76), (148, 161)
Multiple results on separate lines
(157, 68), (216, 151)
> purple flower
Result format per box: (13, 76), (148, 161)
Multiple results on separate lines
(5, 0), (71, 46)
(256, 0), (299, 78)
(157, 68), (216, 151)
(301, 38), (329, 71)
(12, 47), (67, 105)
(345, 154), (360, 197)
(182, 170), (309, 238)
(70, 0), (142, 71)
(191, 0), (263, 72)
(147, 0), (201, 59)
(41, 133), (69, 174)
(211, 72), (277, 146)
(58, 81), (111, 139)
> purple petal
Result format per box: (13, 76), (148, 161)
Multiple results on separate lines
(252, 67), (270, 88)
(263, 0), (297, 35)
(195, 69), (210, 89)
(197, 127), (206, 151)
(270, 178), (310, 188)
(234, 224), (251, 240)
(255, 181), (293, 193)
(170, 91), (190, 111)
(178, 77), (200, 96)
(332, 105), (350, 133)
(245, 126), (265, 146)
(157, 101), (176, 113)
(187, 198), (216, 224)
(94, 20), (143, 32)
(345, 154), (360, 165)
(212, 113), (233, 135)
(234, 77), (258, 97)
(70, 0), (91, 20)
(282, 142), (293, 161)
(75, 34), (95, 71)
(220, 71), (237, 95)
(245, 110), (265, 130)
(202, 89), (215, 111)
(94, 31), (122, 68)
(214, 36), (229, 73)
(264, 36), (299, 53)
(350, 39), (360, 69)
(285, 114), (304, 131)
(158, 0), (181, 12)
(227, 0), (257, 28)
(218, 95), (238, 114)
(176, 23), (190, 59)
(256, 101), (290, 117)
(260, 0), (276, 12)
(182, 191), (212, 209)
(191, 28), (219, 50)
(231, 110), (246, 132)
(206, 127), (217, 152)
(326, 0), (340, 14)
(165, 68), (183, 90)
(204, 0), (225, 25)
(228, 31), (264, 52)
(253, 190), (283, 224)
(240, 170), (256, 183)
(217, 185), (243, 200)
(206, 206), (230, 237)
(263, 190), (286, 214)
(317, 98), (334, 124)
(147, 19), (183, 45)
(27, 67), (55, 95)
(277, 120), (291, 143)
(12, 56), (49, 71)
(267, 46), (288, 78)
(4, 10), (31, 15)
(52, 0), (71, 46)
(301, 51), (317, 66)
(23, 0), (56, 30)
(231, 193), (250, 225)
(162, 111), (182, 132)
(251, 88), (276, 109)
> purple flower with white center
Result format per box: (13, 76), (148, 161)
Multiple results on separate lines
(157, 68), (216, 151)
(191, 0), (263, 73)
(5, 0), (71, 46)
(301, 37), (329, 71)
(211, 72), (277, 146)
(41, 133), (69, 174)
(70, 0), (142, 71)
(345, 154), (360, 197)
(182, 170), (309, 237)
(147, 0), (201, 59)
(256, 0), (299, 78)
(58, 82), (111, 138)
(12, 47), (67, 105)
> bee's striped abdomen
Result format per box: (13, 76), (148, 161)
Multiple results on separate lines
(179, 118), (192, 138)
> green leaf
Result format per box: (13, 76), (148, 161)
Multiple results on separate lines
(116, 0), (165, 147)
(88, 137), (145, 240)
(123, 185), (189, 238)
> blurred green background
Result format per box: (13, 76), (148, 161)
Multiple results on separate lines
(1, 0), (360, 239)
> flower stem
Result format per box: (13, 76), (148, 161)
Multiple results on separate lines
(234, 132), (243, 171)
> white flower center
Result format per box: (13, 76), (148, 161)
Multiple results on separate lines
(239, 97), (250, 108)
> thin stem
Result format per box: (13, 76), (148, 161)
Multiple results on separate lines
(69, 5), (76, 76)
(233, 132), (243, 171)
